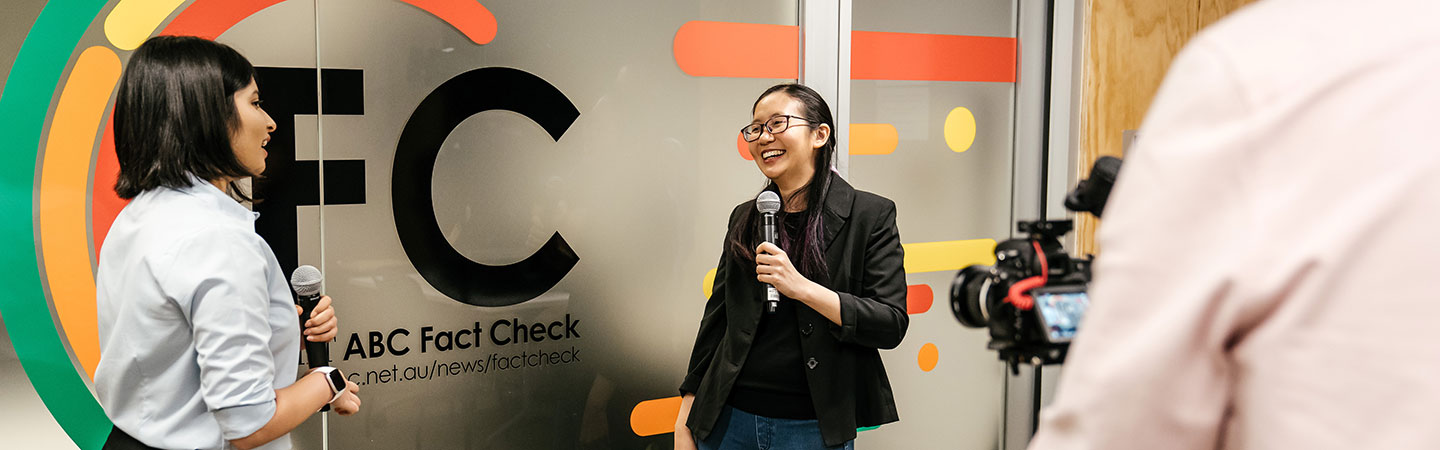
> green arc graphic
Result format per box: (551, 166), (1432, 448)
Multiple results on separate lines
(0, 0), (116, 447)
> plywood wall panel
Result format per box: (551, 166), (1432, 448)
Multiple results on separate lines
(1076, 0), (1256, 256)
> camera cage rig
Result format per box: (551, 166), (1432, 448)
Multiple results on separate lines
(953, 157), (1119, 373)
(999, 219), (1088, 371)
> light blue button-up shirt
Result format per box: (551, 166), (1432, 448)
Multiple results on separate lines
(95, 180), (300, 450)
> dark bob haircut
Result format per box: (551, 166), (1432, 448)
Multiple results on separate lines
(113, 35), (257, 199)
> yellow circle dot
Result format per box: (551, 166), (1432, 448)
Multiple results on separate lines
(944, 107), (977, 152)
(702, 268), (717, 299)
(918, 343), (939, 372)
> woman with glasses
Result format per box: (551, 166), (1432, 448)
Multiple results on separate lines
(675, 84), (908, 450)
(95, 36), (360, 450)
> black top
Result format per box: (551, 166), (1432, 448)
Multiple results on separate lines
(680, 175), (908, 446)
(728, 213), (814, 419)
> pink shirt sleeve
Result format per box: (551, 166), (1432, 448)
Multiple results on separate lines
(1029, 38), (1260, 450)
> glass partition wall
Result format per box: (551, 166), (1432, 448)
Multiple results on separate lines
(847, 1), (1017, 449)
(1, 0), (1050, 448)
(303, 1), (802, 448)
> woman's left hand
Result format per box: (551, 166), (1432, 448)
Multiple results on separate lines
(756, 242), (816, 301)
(294, 295), (337, 342)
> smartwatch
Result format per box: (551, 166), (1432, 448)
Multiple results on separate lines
(309, 366), (347, 405)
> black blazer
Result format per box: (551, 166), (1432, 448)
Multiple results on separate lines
(680, 175), (908, 446)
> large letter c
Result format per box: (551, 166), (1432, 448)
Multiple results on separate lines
(392, 67), (580, 307)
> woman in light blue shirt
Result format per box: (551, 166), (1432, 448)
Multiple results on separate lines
(95, 36), (361, 450)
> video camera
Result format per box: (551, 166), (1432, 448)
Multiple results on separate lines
(949, 156), (1121, 372)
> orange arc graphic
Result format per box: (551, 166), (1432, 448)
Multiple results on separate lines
(852, 30), (1016, 82)
(906, 284), (933, 315)
(674, 21), (798, 79)
(398, 0), (497, 45)
(160, 0), (285, 39)
(41, 46), (122, 379)
(849, 123), (898, 155)
(163, 0), (497, 46)
(631, 396), (682, 437)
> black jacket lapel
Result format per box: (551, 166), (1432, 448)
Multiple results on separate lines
(821, 173), (855, 252)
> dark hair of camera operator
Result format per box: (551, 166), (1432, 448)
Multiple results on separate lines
(674, 84), (908, 450)
(94, 36), (359, 450)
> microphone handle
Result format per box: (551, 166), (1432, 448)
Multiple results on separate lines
(297, 293), (329, 369)
(762, 212), (777, 246)
(761, 212), (779, 314)
(765, 285), (780, 313)
(297, 292), (332, 411)
(296, 291), (332, 412)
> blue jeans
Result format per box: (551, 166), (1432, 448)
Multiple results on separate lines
(698, 406), (854, 450)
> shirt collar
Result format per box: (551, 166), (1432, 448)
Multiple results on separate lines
(176, 176), (259, 224)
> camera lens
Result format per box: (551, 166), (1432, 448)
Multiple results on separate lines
(951, 265), (994, 328)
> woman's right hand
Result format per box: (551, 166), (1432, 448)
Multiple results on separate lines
(674, 393), (698, 450)
(673, 424), (696, 447)
(674, 428), (698, 450)
(332, 380), (362, 416)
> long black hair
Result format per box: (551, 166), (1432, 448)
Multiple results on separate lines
(725, 84), (838, 282)
(113, 35), (258, 199)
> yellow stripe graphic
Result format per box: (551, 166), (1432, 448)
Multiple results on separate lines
(903, 239), (996, 273)
(700, 239), (996, 300)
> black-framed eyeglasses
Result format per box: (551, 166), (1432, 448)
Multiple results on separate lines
(741, 115), (811, 142)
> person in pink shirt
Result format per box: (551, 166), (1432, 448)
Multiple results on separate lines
(1029, 0), (1440, 449)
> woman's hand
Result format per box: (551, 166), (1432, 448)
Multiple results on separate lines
(674, 393), (698, 450)
(331, 379), (362, 416)
(756, 242), (844, 325)
(674, 425), (698, 450)
(294, 295), (337, 342)
(756, 242), (818, 301)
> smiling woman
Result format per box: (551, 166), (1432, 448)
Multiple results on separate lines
(676, 84), (909, 450)
(227, 81), (276, 180)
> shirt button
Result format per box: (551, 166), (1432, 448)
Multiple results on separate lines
(801, 323), (813, 336)
(806, 358), (818, 369)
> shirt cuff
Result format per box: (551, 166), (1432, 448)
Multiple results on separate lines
(214, 399), (277, 440)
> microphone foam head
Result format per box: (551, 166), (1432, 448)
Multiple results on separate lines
(756, 191), (782, 214)
(290, 265), (323, 296)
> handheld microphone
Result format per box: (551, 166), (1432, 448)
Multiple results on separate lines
(756, 191), (782, 314)
(290, 265), (329, 369)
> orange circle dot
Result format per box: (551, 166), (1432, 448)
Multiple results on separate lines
(737, 132), (753, 160)
(918, 343), (939, 372)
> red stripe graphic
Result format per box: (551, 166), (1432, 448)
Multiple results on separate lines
(160, 0), (285, 39)
(852, 30), (1016, 82)
(673, 21), (1015, 82)
(674, 21), (798, 79)
(92, 110), (126, 259)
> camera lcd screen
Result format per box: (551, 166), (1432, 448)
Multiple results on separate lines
(1031, 287), (1091, 343)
